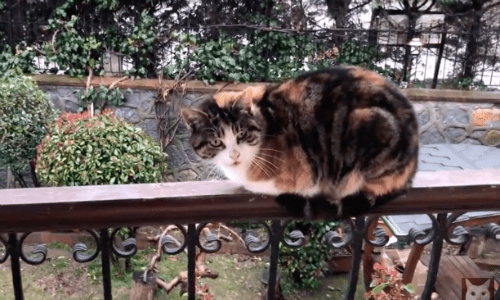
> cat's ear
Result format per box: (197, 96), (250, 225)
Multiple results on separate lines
(480, 279), (490, 288)
(236, 86), (266, 114)
(180, 108), (207, 130)
(465, 279), (473, 289)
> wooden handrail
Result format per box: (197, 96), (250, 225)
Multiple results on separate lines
(0, 170), (499, 233)
(31, 74), (500, 104)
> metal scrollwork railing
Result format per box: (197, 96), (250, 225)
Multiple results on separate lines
(18, 233), (47, 265)
(72, 229), (101, 263)
(160, 224), (187, 255)
(445, 212), (470, 246)
(243, 222), (271, 253)
(364, 216), (389, 247)
(196, 223), (222, 253)
(0, 235), (9, 264)
(325, 219), (354, 249)
(485, 223), (500, 241)
(110, 228), (138, 258)
(409, 214), (438, 245)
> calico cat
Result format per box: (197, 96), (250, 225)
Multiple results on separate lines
(181, 66), (419, 218)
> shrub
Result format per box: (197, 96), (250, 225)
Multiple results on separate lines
(35, 110), (166, 186)
(278, 221), (337, 290)
(0, 70), (55, 173)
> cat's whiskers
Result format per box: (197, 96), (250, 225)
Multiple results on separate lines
(254, 155), (280, 170)
(256, 152), (284, 162)
(259, 148), (285, 154)
(206, 164), (218, 181)
(251, 159), (274, 179)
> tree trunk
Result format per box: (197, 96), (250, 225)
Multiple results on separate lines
(463, 11), (482, 79)
(368, 8), (381, 47)
(129, 272), (156, 300)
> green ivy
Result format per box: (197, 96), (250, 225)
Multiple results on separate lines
(43, 15), (103, 77)
(0, 70), (55, 171)
(36, 111), (166, 186)
(108, 9), (155, 78)
(278, 221), (337, 290)
(76, 85), (129, 113)
(164, 27), (329, 83)
(0, 44), (36, 74)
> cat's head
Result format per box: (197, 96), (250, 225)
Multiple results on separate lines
(465, 279), (490, 300)
(181, 86), (267, 170)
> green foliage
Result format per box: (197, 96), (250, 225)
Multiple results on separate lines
(278, 221), (337, 290)
(35, 111), (166, 186)
(0, 44), (36, 74)
(336, 41), (382, 71)
(44, 15), (103, 77)
(0, 70), (55, 171)
(76, 85), (129, 113)
(365, 263), (415, 299)
(164, 26), (329, 83)
(108, 9), (155, 78)
(451, 77), (487, 90)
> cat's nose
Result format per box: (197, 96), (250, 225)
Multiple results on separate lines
(230, 150), (240, 161)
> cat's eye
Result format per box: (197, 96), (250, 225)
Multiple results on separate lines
(210, 139), (222, 147)
(237, 131), (247, 139)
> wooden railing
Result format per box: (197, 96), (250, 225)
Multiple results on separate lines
(0, 169), (499, 300)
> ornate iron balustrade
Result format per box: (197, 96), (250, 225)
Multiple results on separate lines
(0, 169), (499, 300)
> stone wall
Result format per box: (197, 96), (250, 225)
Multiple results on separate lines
(415, 102), (500, 146)
(2, 81), (498, 188)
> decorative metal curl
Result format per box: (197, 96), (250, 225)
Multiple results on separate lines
(408, 214), (439, 245)
(0, 235), (9, 263)
(160, 224), (187, 255)
(110, 228), (137, 258)
(363, 217), (389, 247)
(196, 223), (222, 253)
(282, 229), (306, 249)
(485, 223), (500, 241)
(72, 230), (100, 263)
(18, 233), (47, 265)
(243, 222), (271, 253)
(445, 212), (470, 245)
(325, 219), (354, 248)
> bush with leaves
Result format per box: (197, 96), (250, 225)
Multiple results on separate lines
(278, 221), (337, 290)
(0, 70), (55, 184)
(164, 26), (329, 83)
(76, 85), (128, 113)
(0, 44), (36, 74)
(35, 110), (166, 186)
(43, 14), (103, 77)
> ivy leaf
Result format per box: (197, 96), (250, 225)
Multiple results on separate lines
(403, 283), (416, 294)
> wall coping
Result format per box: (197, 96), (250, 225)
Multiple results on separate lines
(32, 74), (500, 104)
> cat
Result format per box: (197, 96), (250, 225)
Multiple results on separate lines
(181, 66), (419, 218)
(465, 279), (491, 300)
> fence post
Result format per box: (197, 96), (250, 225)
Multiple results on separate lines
(432, 31), (447, 89)
(100, 229), (112, 300)
(187, 224), (197, 300)
(8, 233), (24, 300)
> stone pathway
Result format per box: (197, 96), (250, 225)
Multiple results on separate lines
(385, 143), (500, 242)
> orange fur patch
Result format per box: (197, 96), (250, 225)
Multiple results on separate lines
(213, 86), (266, 108)
(337, 171), (364, 198)
(362, 159), (416, 196)
(349, 108), (373, 126)
(349, 66), (387, 86)
(275, 80), (306, 103)
(274, 147), (313, 191)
